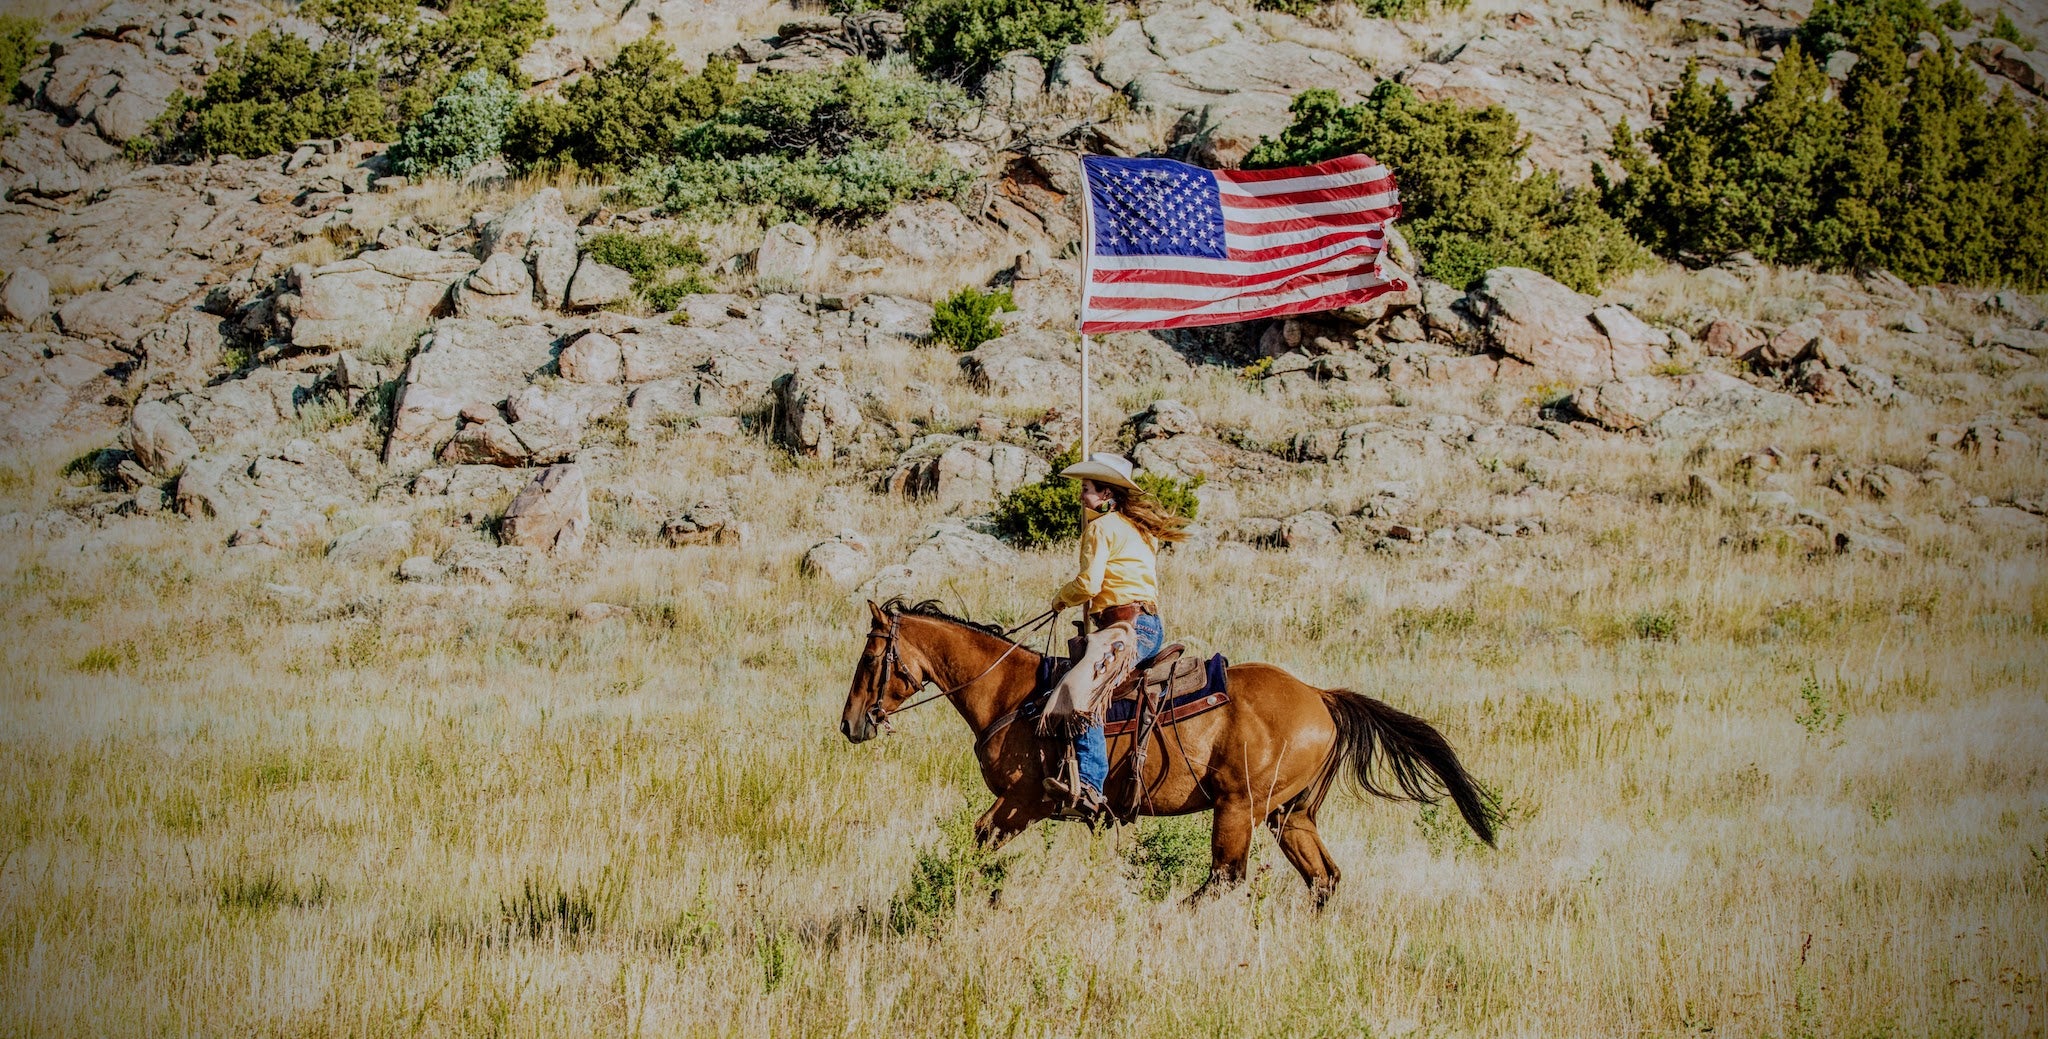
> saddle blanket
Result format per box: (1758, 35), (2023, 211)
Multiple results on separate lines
(1103, 653), (1230, 737)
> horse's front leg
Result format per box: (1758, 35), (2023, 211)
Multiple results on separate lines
(1188, 794), (1255, 903)
(973, 794), (1043, 851)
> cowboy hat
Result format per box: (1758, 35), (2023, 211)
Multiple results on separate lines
(1059, 452), (1139, 491)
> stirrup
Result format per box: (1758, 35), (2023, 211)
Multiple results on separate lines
(1048, 782), (1109, 822)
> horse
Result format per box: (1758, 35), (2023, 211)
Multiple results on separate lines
(839, 598), (1495, 905)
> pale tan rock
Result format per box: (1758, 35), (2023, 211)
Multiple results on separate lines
(499, 464), (589, 555)
(1, 270), (51, 325)
(125, 400), (199, 476)
(774, 359), (863, 462)
(558, 331), (623, 384)
(566, 257), (633, 309)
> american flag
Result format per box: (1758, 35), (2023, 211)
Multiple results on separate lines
(1079, 153), (1404, 333)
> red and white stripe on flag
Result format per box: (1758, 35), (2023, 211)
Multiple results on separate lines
(1079, 153), (1404, 334)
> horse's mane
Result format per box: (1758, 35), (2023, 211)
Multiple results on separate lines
(880, 597), (1011, 640)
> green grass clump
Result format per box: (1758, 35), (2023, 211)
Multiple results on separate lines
(582, 230), (710, 310)
(930, 286), (1014, 352)
(889, 803), (1008, 933)
(1124, 816), (1212, 901)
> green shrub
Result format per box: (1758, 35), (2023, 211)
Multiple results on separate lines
(903, 0), (1106, 81)
(140, 0), (547, 160)
(387, 70), (518, 177)
(503, 39), (739, 176)
(1931, 0), (1970, 31)
(1990, 10), (2037, 49)
(1602, 42), (2048, 289)
(582, 230), (710, 310)
(618, 61), (973, 223)
(1796, 0), (1938, 55)
(888, 802), (1007, 933)
(1124, 816), (1211, 901)
(1245, 83), (1649, 292)
(1, 15), (42, 117)
(992, 477), (1082, 547)
(991, 448), (1201, 549)
(930, 285), (1014, 351)
(624, 142), (971, 224)
(145, 31), (387, 159)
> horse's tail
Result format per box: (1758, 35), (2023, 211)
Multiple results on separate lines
(1319, 688), (1495, 846)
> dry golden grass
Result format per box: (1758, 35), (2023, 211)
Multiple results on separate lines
(0, 350), (2044, 1038)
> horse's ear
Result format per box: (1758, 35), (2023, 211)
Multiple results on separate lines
(867, 600), (887, 627)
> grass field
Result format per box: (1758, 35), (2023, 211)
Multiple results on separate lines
(1, 370), (2044, 1037)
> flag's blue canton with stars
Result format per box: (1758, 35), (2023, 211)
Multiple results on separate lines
(1086, 156), (1229, 260)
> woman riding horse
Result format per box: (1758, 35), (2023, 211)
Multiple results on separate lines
(1045, 452), (1186, 818)
(841, 599), (1496, 905)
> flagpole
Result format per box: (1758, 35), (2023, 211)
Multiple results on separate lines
(1077, 155), (1094, 460)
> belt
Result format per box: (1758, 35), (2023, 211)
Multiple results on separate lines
(1090, 601), (1157, 629)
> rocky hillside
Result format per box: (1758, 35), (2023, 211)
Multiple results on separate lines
(0, 0), (2045, 570)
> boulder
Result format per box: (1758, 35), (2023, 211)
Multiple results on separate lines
(859, 521), (1018, 600)
(133, 312), (227, 390)
(1279, 510), (1341, 551)
(663, 500), (748, 546)
(55, 287), (168, 345)
(1135, 433), (1293, 482)
(125, 400), (199, 476)
(293, 248), (481, 351)
(754, 222), (818, 292)
(438, 417), (531, 466)
(383, 320), (560, 468)
(1972, 38), (2048, 95)
(876, 436), (1051, 505)
(873, 201), (992, 263)
(960, 327), (1077, 397)
(1700, 319), (1762, 357)
(479, 188), (570, 258)
(1464, 268), (1663, 382)
(499, 463), (590, 555)
(1132, 399), (1201, 441)
(1, 270), (51, 325)
(802, 531), (872, 586)
(853, 295), (935, 338)
(454, 252), (538, 321)
(1750, 319), (1823, 369)
(773, 359), (864, 462)
(566, 257), (633, 309)
(558, 331), (623, 384)
(327, 520), (415, 565)
(983, 52), (1047, 107)
(1570, 372), (1799, 436)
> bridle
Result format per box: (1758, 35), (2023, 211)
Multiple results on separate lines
(858, 609), (1057, 735)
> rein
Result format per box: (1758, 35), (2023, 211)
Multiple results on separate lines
(865, 609), (1059, 730)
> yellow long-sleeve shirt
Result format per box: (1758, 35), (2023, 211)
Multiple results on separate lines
(1054, 510), (1159, 614)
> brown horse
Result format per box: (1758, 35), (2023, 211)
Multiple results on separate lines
(839, 599), (1494, 905)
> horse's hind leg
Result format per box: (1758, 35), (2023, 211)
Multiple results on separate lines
(1267, 807), (1340, 909)
(1188, 796), (1256, 903)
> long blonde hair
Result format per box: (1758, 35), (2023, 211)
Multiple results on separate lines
(1105, 483), (1188, 544)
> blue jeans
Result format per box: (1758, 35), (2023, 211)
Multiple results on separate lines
(1077, 612), (1163, 794)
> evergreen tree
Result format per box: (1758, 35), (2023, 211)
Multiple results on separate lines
(1726, 43), (1842, 264)
(1811, 15), (1908, 270)
(1598, 60), (1740, 262)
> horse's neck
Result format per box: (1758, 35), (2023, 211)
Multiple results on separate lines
(921, 622), (1039, 734)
